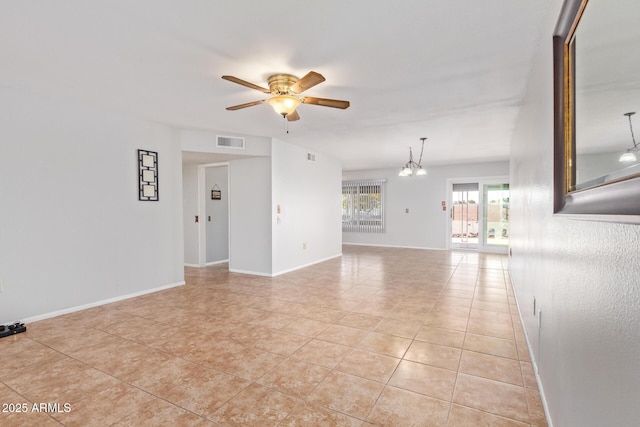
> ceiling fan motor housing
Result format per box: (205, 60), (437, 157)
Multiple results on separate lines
(268, 74), (299, 95)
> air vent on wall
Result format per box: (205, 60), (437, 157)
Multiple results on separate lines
(217, 135), (245, 149)
(307, 152), (316, 162)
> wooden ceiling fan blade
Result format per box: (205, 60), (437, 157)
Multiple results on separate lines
(225, 99), (266, 110)
(222, 75), (270, 93)
(287, 110), (300, 121)
(301, 96), (350, 109)
(290, 71), (325, 94)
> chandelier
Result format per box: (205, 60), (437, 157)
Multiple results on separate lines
(619, 112), (638, 162)
(399, 137), (427, 176)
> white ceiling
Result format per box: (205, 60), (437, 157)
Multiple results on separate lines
(0, 0), (555, 170)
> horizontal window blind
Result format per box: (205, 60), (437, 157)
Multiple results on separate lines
(342, 179), (385, 233)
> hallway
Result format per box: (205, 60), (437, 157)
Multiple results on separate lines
(0, 245), (546, 426)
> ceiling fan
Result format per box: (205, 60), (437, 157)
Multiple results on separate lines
(222, 71), (350, 121)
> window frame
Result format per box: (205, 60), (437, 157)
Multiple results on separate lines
(342, 179), (386, 233)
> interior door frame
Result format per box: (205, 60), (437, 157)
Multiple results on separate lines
(197, 162), (230, 267)
(446, 176), (509, 253)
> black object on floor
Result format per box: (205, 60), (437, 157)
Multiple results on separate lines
(0, 322), (26, 338)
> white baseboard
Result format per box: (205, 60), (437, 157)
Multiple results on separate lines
(184, 260), (229, 268)
(18, 280), (186, 325)
(342, 242), (446, 251)
(228, 253), (344, 278)
(228, 268), (273, 277)
(206, 259), (229, 266)
(510, 279), (554, 427)
(272, 253), (343, 277)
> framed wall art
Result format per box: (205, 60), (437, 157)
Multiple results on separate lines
(138, 149), (158, 201)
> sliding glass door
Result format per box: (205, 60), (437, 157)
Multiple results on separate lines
(448, 179), (509, 254)
(482, 183), (509, 251)
(451, 183), (479, 249)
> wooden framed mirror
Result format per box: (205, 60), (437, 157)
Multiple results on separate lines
(553, 0), (640, 220)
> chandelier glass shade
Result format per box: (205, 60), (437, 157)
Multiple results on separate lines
(619, 151), (637, 162)
(619, 112), (638, 162)
(399, 138), (428, 176)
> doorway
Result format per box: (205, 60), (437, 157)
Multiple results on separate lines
(204, 165), (229, 265)
(448, 178), (509, 254)
(197, 163), (230, 266)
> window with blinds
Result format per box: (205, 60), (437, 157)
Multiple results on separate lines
(342, 179), (385, 233)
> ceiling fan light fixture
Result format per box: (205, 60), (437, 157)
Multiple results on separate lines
(223, 72), (349, 124)
(267, 95), (301, 116)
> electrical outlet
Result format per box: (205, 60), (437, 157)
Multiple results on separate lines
(303, 242), (307, 250)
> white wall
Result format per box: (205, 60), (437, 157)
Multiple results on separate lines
(509, 1), (640, 425)
(182, 135), (341, 276)
(0, 88), (184, 324)
(180, 128), (271, 156)
(228, 157), (272, 275)
(180, 128), (270, 268)
(271, 139), (342, 275)
(205, 166), (229, 263)
(182, 163), (199, 266)
(342, 162), (508, 249)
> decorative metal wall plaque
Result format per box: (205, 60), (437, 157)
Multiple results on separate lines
(138, 149), (158, 201)
(211, 184), (222, 200)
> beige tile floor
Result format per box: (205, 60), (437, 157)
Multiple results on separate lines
(0, 245), (547, 426)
